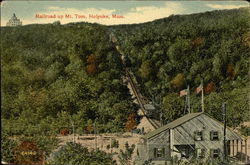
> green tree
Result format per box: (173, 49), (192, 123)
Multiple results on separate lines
(50, 142), (116, 165)
(118, 142), (135, 165)
(138, 60), (152, 79)
(1, 133), (17, 163)
(162, 93), (185, 123)
(170, 73), (185, 89)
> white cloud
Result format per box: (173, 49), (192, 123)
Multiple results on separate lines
(47, 6), (62, 10)
(1, 2), (184, 26)
(121, 2), (184, 25)
(206, 4), (249, 10)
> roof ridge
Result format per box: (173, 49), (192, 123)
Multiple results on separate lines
(143, 112), (204, 139)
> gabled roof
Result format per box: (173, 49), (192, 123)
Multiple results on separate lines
(144, 112), (203, 139)
(143, 112), (243, 140)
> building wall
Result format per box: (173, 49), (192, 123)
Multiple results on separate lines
(136, 143), (148, 161)
(147, 129), (171, 160)
(135, 113), (243, 165)
(6, 19), (22, 26)
(173, 114), (241, 159)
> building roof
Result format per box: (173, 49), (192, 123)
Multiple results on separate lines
(143, 112), (242, 140)
(144, 112), (203, 139)
(144, 104), (155, 110)
(12, 13), (17, 19)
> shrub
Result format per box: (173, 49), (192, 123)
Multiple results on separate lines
(60, 128), (69, 136)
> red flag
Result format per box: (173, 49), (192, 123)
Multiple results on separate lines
(196, 84), (202, 94)
(180, 89), (188, 97)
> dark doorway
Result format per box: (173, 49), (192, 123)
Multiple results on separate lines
(175, 145), (195, 159)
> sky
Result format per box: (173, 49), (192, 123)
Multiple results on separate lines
(1, 1), (249, 26)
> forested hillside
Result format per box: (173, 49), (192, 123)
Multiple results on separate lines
(1, 22), (138, 161)
(1, 7), (250, 163)
(112, 7), (250, 126)
(2, 22), (139, 133)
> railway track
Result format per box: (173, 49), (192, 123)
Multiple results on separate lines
(126, 70), (161, 129)
(111, 33), (161, 130)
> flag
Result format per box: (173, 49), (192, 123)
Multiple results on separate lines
(196, 84), (202, 94)
(180, 89), (188, 97)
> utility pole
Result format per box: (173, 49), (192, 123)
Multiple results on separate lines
(160, 110), (163, 126)
(188, 85), (191, 113)
(110, 138), (112, 153)
(223, 102), (227, 163)
(184, 93), (187, 114)
(94, 122), (97, 151)
(71, 120), (75, 143)
(201, 80), (204, 112)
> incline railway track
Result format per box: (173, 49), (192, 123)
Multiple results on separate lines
(126, 69), (161, 129)
(110, 33), (161, 130)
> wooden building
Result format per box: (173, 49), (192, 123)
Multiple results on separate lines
(135, 112), (246, 165)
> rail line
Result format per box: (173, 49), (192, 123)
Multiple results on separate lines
(111, 33), (161, 129)
(126, 69), (160, 129)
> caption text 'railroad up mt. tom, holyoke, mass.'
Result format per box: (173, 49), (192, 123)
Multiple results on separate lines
(35, 13), (124, 20)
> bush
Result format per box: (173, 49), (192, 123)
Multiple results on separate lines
(13, 140), (44, 165)
(49, 142), (116, 165)
(239, 125), (250, 136)
(60, 128), (69, 136)
(1, 133), (17, 163)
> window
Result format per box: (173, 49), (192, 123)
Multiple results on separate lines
(180, 148), (189, 158)
(210, 149), (220, 158)
(196, 148), (206, 158)
(154, 148), (165, 158)
(194, 131), (203, 141)
(210, 131), (219, 141)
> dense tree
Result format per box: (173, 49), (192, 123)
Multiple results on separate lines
(1, 133), (17, 163)
(170, 73), (185, 89)
(118, 142), (135, 165)
(13, 141), (43, 165)
(49, 142), (116, 165)
(138, 60), (152, 79)
(162, 93), (185, 123)
(1, 7), (249, 164)
(1, 22), (137, 132)
(125, 114), (137, 132)
(113, 7), (250, 126)
(1, 22), (137, 163)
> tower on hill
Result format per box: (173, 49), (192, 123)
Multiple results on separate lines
(6, 13), (22, 26)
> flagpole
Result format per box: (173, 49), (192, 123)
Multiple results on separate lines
(184, 94), (188, 114)
(201, 80), (204, 112)
(188, 85), (190, 113)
